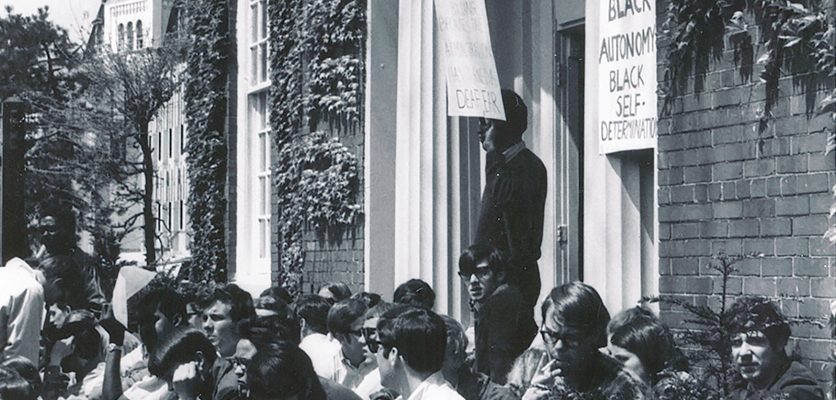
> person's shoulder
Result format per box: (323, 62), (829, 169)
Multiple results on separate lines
(485, 284), (524, 307)
(319, 377), (364, 400)
(774, 361), (825, 400)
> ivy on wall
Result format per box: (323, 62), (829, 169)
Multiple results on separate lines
(183, 0), (230, 283)
(662, 0), (834, 135)
(269, 0), (365, 292)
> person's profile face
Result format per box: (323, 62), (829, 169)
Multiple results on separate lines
(186, 303), (203, 329)
(48, 303), (70, 330)
(731, 330), (780, 388)
(233, 338), (258, 393)
(606, 338), (646, 383)
(361, 317), (379, 361)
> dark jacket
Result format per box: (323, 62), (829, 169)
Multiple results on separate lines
(473, 283), (537, 385)
(474, 147), (547, 309)
(456, 365), (516, 400)
(730, 360), (824, 400)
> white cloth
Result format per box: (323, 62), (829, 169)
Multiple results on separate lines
(318, 346), (376, 389)
(120, 375), (176, 400)
(354, 367), (383, 399)
(0, 257), (43, 365)
(406, 372), (464, 400)
(300, 332), (341, 379)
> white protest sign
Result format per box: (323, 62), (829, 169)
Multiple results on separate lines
(435, 0), (505, 120)
(597, 0), (657, 154)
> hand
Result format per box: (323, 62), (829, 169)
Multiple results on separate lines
(99, 305), (126, 346)
(171, 361), (203, 400)
(528, 358), (564, 392)
(49, 337), (74, 366)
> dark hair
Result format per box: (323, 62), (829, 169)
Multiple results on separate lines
(290, 294), (331, 334)
(319, 282), (352, 303)
(178, 280), (213, 309)
(724, 296), (791, 352)
(499, 89), (527, 142)
(440, 314), (468, 362)
(260, 286), (294, 305)
(364, 301), (395, 320)
(377, 306), (446, 374)
(1, 357), (40, 397)
(459, 243), (508, 278)
(147, 328), (217, 380)
(541, 282), (610, 347)
(327, 299), (368, 339)
(351, 292), (382, 308)
(247, 342), (327, 400)
(39, 255), (84, 302)
(237, 314), (300, 348)
(136, 287), (186, 326)
(0, 367), (35, 400)
(607, 307), (688, 385)
(254, 295), (288, 317)
(208, 284), (256, 323)
(393, 279), (436, 310)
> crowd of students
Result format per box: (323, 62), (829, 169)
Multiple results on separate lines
(0, 239), (828, 400)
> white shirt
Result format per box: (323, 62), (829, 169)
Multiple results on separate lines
(0, 257), (43, 365)
(354, 367), (383, 399)
(300, 332), (341, 379)
(120, 375), (176, 400)
(406, 372), (464, 400)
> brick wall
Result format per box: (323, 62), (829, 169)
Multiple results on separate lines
(657, 8), (836, 381)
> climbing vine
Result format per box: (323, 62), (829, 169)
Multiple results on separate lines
(183, 0), (230, 283)
(662, 0), (834, 134)
(269, 0), (365, 292)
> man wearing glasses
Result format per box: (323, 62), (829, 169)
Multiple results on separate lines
(473, 89), (547, 311)
(325, 299), (377, 390)
(458, 243), (536, 385)
(521, 282), (649, 400)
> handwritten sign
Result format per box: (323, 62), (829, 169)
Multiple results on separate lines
(597, 0), (657, 154)
(435, 0), (505, 120)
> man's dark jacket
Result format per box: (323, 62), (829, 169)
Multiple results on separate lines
(473, 283), (536, 385)
(474, 146), (547, 309)
(730, 360), (824, 400)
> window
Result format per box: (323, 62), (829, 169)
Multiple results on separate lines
(249, 0), (269, 86)
(127, 22), (133, 50)
(169, 128), (173, 158)
(180, 125), (185, 154)
(250, 91), (271, 259)
(118, 24), (124, 49)
(136, 20), (143, 48)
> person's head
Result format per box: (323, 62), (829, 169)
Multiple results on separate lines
(136, 287), (187, 353)
(234, 314), (301, 397)
(260, 286), (294, 305)
(180, 281), (212, 329)
(361, 301), (395, 363)
(724, 296), (790, 390)
(1, 356), (41, 396)
(38, 255), (84, 306)
(476, 89), (527, 153)
(458, 243), (508, 303)
(540, 282), (610, 389)
(55, 309), (101, 364)
(39, 203), (77, 254)
(393, 279), (436, 310)
(439, 314), (468, 382)
(351, 291), (382, 308)
(318, 282), (352, 304)
(254, 295), (288, 318)
(148, 328), (217, 397)
(290, 294), (331, 337)
(246, 342), (327, 400)
(375, 306), (446, 390)
(203, 284), (256, 357)
(327, 299), (369, 365)
(607, 307), (686, 385)
(0, 367), (36, 400)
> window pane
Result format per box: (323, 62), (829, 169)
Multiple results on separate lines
(260, 42), (268, 82)
(260, 1), (267, 40)
(251, 47), (258, 83)
(251, 4), (258, 43)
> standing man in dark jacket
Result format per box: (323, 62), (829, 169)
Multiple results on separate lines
(459, 244), (536, 385)
(473, 89), (547, 310)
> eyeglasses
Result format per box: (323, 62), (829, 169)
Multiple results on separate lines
(362, 327), (387, 353)
(540, 328), (586, 348)
(346, 329), (363, 338)
(230, 357), (249, 370)
(458, 266), (492, 280)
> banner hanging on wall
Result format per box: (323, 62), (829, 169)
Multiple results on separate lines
(597, 0), (657, 154)
(435, 0), (505, 121)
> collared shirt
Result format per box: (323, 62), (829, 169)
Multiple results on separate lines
(354, 367), (383, 399)
(502, 141), (526, 162)
(300, 332), (342, 379)
(407, 372), (465, 400)
(0, 257), (43, 364)
(327, 347), (377, 389)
